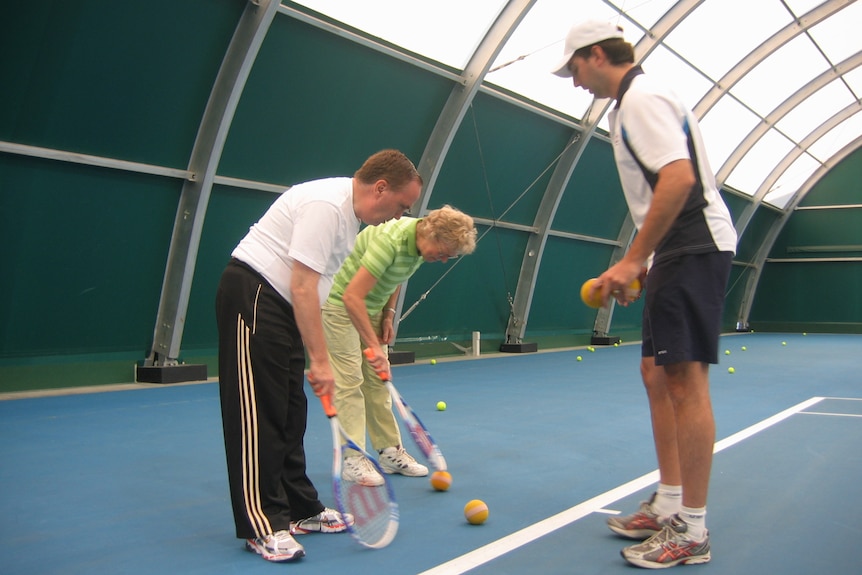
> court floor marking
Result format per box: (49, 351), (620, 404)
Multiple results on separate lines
(417, 396), (825, 575)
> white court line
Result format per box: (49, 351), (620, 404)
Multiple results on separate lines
(800, 411), (862, 418)
(417, 396), (824, 575)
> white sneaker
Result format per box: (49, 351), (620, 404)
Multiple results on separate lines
(378, 446), (428, 477)
(290, 507), (353, 535)
(342, 455), (385, 486)
(245, 530), (305, 562)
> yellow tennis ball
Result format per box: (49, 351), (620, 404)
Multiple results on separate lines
(576, 355), (582, 362)
(464, 499), (489, 525)
(430, 471), (451, 491)
(624, 278), (641, 301)
(436, 401), (447, 411)
(728, 367), (735, 374)
(580, 278), (602, 308)
(430, 359), (437, 365)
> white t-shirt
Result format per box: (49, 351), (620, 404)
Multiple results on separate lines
(608, 68), (737, 265)
(231, 177), (360, 305)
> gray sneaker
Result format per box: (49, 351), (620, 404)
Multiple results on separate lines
(621, 514), (711, 568)
(290, 507), (353, 535)
(378, 446), (428, 476)
(245, 530), (305, 562)
(607, 493), (672, 539)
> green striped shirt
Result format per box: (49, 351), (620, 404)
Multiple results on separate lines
(327, 218), (424, 312)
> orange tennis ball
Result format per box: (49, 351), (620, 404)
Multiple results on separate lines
(580, 278), (602, 308)
(625, 278), (642, 301)
(581, 278), (641, 308)
(430, 471), (452, 491)
(464, 499), (489, 525)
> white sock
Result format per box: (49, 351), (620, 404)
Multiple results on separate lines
(652, 483), (682, 517)
(679, 506), (707, 541)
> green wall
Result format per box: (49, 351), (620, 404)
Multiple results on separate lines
(2, 2), (859, 392)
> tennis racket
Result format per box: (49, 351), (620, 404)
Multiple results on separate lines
(364, 348), (448, 472)
(319, 393), (399, 549)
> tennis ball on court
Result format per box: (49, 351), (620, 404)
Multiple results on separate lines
(577, 355), (582, 362)
(728, 367), (735, 374)
(430, 359), (437, 365)
(725, 349), (730, 355)
(430, 471), (452, 491)
(464, 499), (489, 525)
(436, 401), (447, 411)
(741, 346), (747, 351)
(782, 341), (787, 346)
(588, 346), (595, 352)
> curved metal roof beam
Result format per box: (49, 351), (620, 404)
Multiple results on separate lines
(736, 101), (862, 235)
(412, 0), (537, 216)
(146, 0), (280, 366)
(504, 0), (705, 344)
(693, 0), (852, 119)
(734, 135), (862, 327)
(391, 0), (536, 325)
(716, 51), (862, 189)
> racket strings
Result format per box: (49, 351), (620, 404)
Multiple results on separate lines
(337, 478), (397, 548)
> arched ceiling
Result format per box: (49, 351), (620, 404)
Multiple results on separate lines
(292, 0), (861, 211)
(285, 0), (860, 344)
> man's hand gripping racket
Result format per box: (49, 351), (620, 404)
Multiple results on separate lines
(364, 349), (448, 472)
(318, 392), (399, 549)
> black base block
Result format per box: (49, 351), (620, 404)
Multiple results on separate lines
(591, 335), (621, 346)
(388, 350), (415, 365)
(136, 364), (208, 384)
(499, 342), (538, 353)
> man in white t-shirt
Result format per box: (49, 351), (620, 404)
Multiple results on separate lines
(215, 149), (422, 563)
(553, 21), (737, 569)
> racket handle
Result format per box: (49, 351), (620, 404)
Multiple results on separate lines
(320, 394), (337, 418)
(363, 347), (390, 381)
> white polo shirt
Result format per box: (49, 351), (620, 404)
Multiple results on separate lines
(608, 67), (737, 265)
(231, 177), (360, 305)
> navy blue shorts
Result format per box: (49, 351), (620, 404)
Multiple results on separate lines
(642, 251), (733, 365)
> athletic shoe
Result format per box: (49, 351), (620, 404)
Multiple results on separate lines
(245, 530), (305, 562)
(620, 515), (711, 569)
(342, 455), (385, 486)
(290, 507), (353, 535)
(608, 493), (672, 539)
(378, 446), (429, 476)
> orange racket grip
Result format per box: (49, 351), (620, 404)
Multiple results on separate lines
(363, 348), (390, 381)
(320, 393), (337, 418)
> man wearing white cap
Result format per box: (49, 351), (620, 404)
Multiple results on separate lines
(553, 20), (737, 569)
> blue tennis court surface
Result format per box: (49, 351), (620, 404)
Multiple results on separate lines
(1, 333), (860, 574)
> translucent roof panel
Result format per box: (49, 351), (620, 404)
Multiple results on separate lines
(726, 129), (796, 194)
(485, 0), (639, 122)
(638, 45), (713, 113)
(290, 0), (506, 69)
(661, 0), (792, 80)
(806, 0), (862, 64)
(698, 97), (761, 181)
(808, 111), (862, 163)
(764, 154), (821, 208)
(288, 0), (860, 203)
(776, 79), (855, 143)
(730, 34), (831, 118)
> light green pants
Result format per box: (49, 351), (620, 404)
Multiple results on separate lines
(321, 301), (402, 455)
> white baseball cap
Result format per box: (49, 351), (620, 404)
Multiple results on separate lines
(551, 20), (625, 77)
